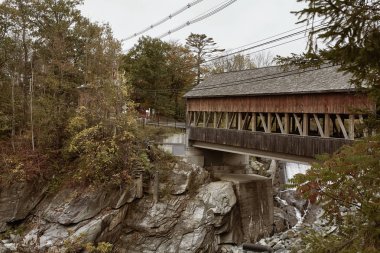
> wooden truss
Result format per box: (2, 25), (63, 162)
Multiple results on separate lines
(187, 111), (371, 140)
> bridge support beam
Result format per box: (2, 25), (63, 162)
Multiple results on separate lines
(349, 115), (355, 140)
(324, 114), (331, 137)
(252, 113), (257, 132)
(238, 112), (242, 130)
(303, 113), (309, 136)
(284, 113), (290, 134)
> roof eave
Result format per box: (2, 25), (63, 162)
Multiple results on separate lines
(184, 88), (358, 98)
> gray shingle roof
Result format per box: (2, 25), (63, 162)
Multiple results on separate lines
(184, 65), (354, 98)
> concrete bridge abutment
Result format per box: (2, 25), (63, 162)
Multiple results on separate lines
(184, 146), (274, 242)
(184, 146), (249, 168)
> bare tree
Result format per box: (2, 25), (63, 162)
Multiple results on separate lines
(211, 54), (255, 73)
(251, 51), (274, 68)
(211, 51), (274, 73)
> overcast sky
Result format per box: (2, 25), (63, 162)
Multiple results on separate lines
(78, 0), (309, 57)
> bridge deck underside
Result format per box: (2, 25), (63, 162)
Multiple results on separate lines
(189, 127), (353, 159)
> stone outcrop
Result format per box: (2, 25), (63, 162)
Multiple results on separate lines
(0, 180), (47, 233)
(116, 181), (242, 253)
(0, 162), (253, 253)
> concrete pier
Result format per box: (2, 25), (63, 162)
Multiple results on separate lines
(214, 173), (273, 242)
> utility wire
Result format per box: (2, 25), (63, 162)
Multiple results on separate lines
(205, 36), (307, 66)
(132, 33), (308, 91)
(215, 19), (324, 57)
(128, 22), (329, 94)
(133, 34), (315, 94)
(121, 0), (205, 42)
(204, 23), (325, 64)
(157, 0), (238, 39)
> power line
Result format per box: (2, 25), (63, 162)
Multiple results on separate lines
(216, 19), (324, 57)
(205, 35), (306, 65)
(157, 0), (238, 39)
(131, 33), (307, 86)
(121, 0), (205, 42)
(127, 22), (328, 94)
(145, 35), (308, 90)
(131, 34), (313, 94)
(204, 23), (325, 64)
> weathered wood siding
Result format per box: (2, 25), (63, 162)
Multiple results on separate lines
(189, 127), (353, 158)
(187, 93), (375, 114)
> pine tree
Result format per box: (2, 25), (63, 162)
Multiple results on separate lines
(186, 33), (224, 85)
(280, 1), (380, 252)
(123, 37), (195, 119)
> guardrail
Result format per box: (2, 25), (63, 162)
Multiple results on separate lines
(138, 118), (186, 129)
(189, 127), (353, 158)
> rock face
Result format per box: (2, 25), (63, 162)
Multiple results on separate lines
(0, 181), (47, 233)
(0, 162), (252, 253)
(116, 181), (242, 253)
(37, 185), (136, 225)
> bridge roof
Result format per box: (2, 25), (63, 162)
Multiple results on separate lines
(184, 65), (354, 98)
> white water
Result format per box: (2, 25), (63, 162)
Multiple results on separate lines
(284, 162), (310, 183)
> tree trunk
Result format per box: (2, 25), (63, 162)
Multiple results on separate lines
(22, 23), (29, 130)
(11, 75), (16, 152)
(30, 66), (34, 151)
(196, 52), (201, 85)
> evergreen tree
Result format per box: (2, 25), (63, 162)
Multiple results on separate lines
(123, 37), (195, 119)
(123, 37), (171, 117)
(280, 1), (380, 252)
(186, 33), (224, 85)
(166, 42), (196, 119)
(277, 0), (380, 103)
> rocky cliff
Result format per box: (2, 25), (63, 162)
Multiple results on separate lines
(0, 162), (248, 252)
(0, 157), (306, 253)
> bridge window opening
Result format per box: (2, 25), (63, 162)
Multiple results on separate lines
(309, 114), (324, 137)
(269, 113), (276, 133)
(243, 112), (252, 131)
(228, 112), (238, 130)
(274, 115), (280, 133)
(217, 112), (225, 129)
(256, 115), (266, 132)
(274, 113), (287, 134)
(331, 114), (346, 139)
(290, 113), (303, 135)
(204, 112), (211, 128)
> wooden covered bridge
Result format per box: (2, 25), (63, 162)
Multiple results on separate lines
(184, 65), (376, 163)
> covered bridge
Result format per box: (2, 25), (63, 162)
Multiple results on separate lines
(184, 65), (376, 162)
